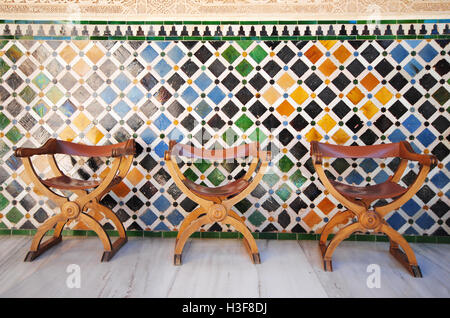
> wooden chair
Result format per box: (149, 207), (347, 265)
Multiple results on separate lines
(164, 140), (271, 265)
(15, 138), (136, 262)
(311, 141), (437, 277)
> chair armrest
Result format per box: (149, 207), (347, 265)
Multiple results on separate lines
(15, 139), (57, 157)
(399, 141), (438, 166)
(111, 139), (136, 157)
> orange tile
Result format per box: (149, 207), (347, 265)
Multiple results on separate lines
(318, 58), (337, 77)
(86, 127), (104, 144)
(305, 127), (323, 142)
(319, 40), (338, 51)
(72, 59), (90, 77)
(374, 87), (393, 105)
(73, 113), (91, 131)
(302, 210), (322, 228)
(331, 128), (350, 144)
(86, 45), (104, 64)
(304, 45), (323, 64)
(276, 100), (295, 117)
(112, 181), (131, 197)
(360, 73), (380, 91)
(346, 86), (365, 105)
(317, 197), (335, 215)
(360, 100), (379, 119)
(333, 45), (351, 63)
(277, 72), (295, 90)
(317, 114), (336, 133)
(73, 40), (89, 50)
(290, 86), (309, 105)
(262, 86), (281, 105)
(59, 126), (76, 141)
(59, 45), (77, 63)
(126, 167), (144, 186)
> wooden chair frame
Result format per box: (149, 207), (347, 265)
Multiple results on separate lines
(15, 138), (136, 262)
(165, 140), (271, 265)
(311, 140), (437, 277)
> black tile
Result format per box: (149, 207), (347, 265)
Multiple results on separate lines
(375, 58), (394, 77)
(430, 200), (449, 218)
(433, 59), (450, 76)
(291, 59), (309, 78)
(278, 210), (291, 228)
(419, 73), (438, 91)
(277, 45), (295, 64)
(249, 73), (268, 91)
(345, 114), (364, 133)
(304, 100), (322, 119)
(289, 141), (308, 160)
(290, 197), (307, 213)
(181, 59), (199, 77)
(208, 59), (226, 77)
(359, 129), (378, 145)
(304, 73), (323, 91)
(346, 59), (365, 77)
(388, 100), (408, 119)
(235, 87), (253, 105)
(389, 73), (408, 91)
(167, 73), (185, 91)
(262, 114), (281, 130)
(180, 113), (198, 131)
(431, 115), (450, 134)
(263, 60), (282, 77)
(194, 45), (212, 64)
(303, 183), (322, 201)
(361, 44), (380, 63)
(318, 86), (337, 104)
(374, 114), (393, 133)
(222, 100), (240, 118)
(208, 114), (226, 130)
(140, 181), (158, 199)
(221, 73), (240, 91)
(140, 154), (157, 171)
(403, 87), (422, 105)
(167, 100), (185, 117)
(332, 100), (351, 119)
(431, 142), (449, 161)
(332, 73), (351, 91)
(278, 128), (294, 146)
(290, 114), (308, 131)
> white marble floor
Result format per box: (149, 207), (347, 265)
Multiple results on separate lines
(0, 236), (448, 298)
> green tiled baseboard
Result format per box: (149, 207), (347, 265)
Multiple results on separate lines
(1, 229), (450, 243)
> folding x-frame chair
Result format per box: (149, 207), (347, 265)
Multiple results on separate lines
(15, 138), (136, 262)
(311, 141), (437, 277)
(165, 141), (271, 265)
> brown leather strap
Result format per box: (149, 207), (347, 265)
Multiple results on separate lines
(15, 138), (136, 158)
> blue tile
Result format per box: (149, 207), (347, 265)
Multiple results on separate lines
(360, 158), (378, 173)
(153, 59), (172, 77)
(405, 40), (421, 49)
(181, 86), (199, 104)
(167, 127), (184, 142)
(100, 86), (118, 105)
(431, 171), (449, 188)
(402, 114), (421, 133)
(194, 100), (212, 118)
(127, 86), (144, 104)
(416, 128), (436, 147)
(403, 58), (423, 77)
(153, 222), (170, 231)
(141, 127), (157, 144)
(141, 45), (158, 62)
(418, 44), (438, 63)
(194, 73), (212, 91)
(387, 212), (406, 231)
(156, 41), (170, 50)
(416, 212), (435, 230)
(207, 86), (226, 105)
(167, 209), (184, 226)
(153, 195), (171, 211)
(167, 46), (185, 64)
(113, 100), (131, 118)
(113, 73), (131, 90)
(404, 226), (419, 235)
(153, 113), (171, 131)
(390, 44), (409, 63)
(154, 140), (168, 158)
(401, 199), (421, 216)
(345, 170), (364, 185)
(59, 99), (77, 117)
(373, 170), (389, 184)
(388, 129), (406, 142)
(140, 209), (158, 225)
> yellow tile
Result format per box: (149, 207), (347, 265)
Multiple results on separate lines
(276, 100), (295, 117)
(305, 127), (322, 142)
(86, 127), (104, 144)
(346, 86), (365, 105)
(262, 86), (281, 105)
(374, 87), (393, 105)
(72, 59), (90, 77)
(333, 45), (351, 63)
(319, 40), (338, 51)
(317, 114), (336, 133)
(332, 128), (350, 144)
(73, 113), (91, 131)
(304, 45), (323, 64)
(290, 86), (309, 105)
(277, 72), (295, 90)
(59, 45), (77, 64)
(318, 58), (337, 77)
(360, 73), (380, 91)
(360, 100), (379, 119)
(86, 45), (104, 64)
(73, 40), (89, 50)
(46, 86), (64, 104)
(59, 126), (76, 141)
(126, 167), (144, 186)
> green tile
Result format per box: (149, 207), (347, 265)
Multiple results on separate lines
(144, 231), (162, 237)
(105, 230), (119, 237)
(191, 232), (201, 238)
(87, 230), (98, 237)
(297, 20), (318, 25)
(277, 155), (294, 173)
(278, 233), (297, 240)
(220, 232), (239, 239)
(344, 234), (356, 241)
(193, 159), (211, 173)
(0, 59), (10, 77)
(239, 21), (260, 25)
(0, 193), (9, 212)
(248, 210), (266, 227)
(375, 235), (389, 242)
(222, 45), (241, 64)
(0, 229), (11, 235)
(289, 170), (307, 188)
(183, 168), (199, 182)
(416, 235), (437, 243)
(236, 40), (253, 50)
(259, 232), (277, 240)
(437, 236), (450, 244)
(355, 234), (375, 241)
(251, 232), (259, 239)
(201, 231), (220, 239)
(61, 230), (86, 236)
(5, 44), (23, 63)
(249, 45), (268, 64)
(19, 86), (37, 104)
(207, 168), (225, 186)
(6, 207), (23, 224)
(298, 233), (318, 240)
(11, 229), (30, 235)
(162, 231), (177, 238)
(235, 114), (254, 132)
(275, 184), (292, 202)
(126, 230), (143, 237)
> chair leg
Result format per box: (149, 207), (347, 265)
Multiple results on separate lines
(380, 223), (422, 278)
(89, 203), (128, 258)
(319, 210), (354, 256)
(174, 215), (211, 265)
(176, 207), (205, 242)
(227, 211), (255, 258)
(78, 213), (115, 262)
(222, 215), (260, 264)
(25, 214), (67, 262)
(322, 222), (363, 272)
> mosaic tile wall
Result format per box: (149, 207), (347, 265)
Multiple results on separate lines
(0, 21), (448, 237)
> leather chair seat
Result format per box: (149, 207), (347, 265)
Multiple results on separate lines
(182, 178), (249, 198)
